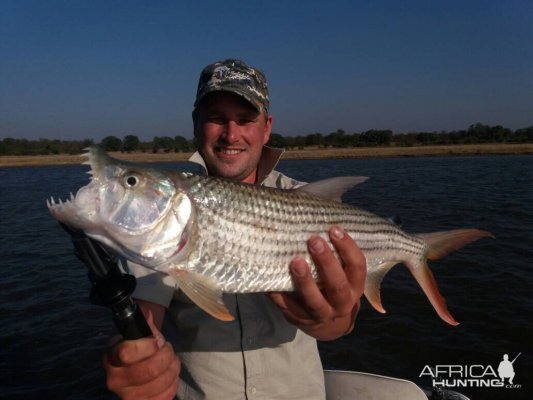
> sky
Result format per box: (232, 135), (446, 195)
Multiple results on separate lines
(1, 0), (532, 141)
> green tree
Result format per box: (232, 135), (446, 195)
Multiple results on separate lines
(0, 138), (17, 155)
(122, 135), (140, 152)
(153, 136), (175, 152)
(267, 133), (287, 148)
(325, 129), (349, 147)
(360, 129), (393, 146)
(416, 132), (436, 145)
(305, 133), (323, 146)
(513, 126), (533, 142)
(100, 136), (123, 151)
(174, 135), (193, 152)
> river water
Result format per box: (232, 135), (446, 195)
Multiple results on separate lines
(0, 155), (531, 399)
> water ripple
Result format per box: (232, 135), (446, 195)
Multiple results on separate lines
(1, 156), (531, 399)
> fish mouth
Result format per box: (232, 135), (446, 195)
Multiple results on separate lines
(46, 179), (101, 230)
(46, 146), (114, 228)
(46, 192), (81, 220)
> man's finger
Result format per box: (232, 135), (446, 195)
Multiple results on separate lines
(107, 337), (162, 367)
(289, 255), (334, 321)
(308, 234), (353, 314)
(104, 341), (176, 390)
(269, 292), (316, 326)
(119, 348), (180, 400)
(328, 226), (366, 299)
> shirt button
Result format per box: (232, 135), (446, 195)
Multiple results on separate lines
(246, 337), (254, 345)
(251, 387), (257, 394)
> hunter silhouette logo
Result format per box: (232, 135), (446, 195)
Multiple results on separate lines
(420, 353), (522, 389)
(497, 353), (520, 384)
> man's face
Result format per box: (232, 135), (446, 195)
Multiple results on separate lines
(194, 92), (272, 183)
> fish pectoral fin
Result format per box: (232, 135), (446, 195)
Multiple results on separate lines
(364, 262), (398, 314)
(298, 176), (368, 202)
(168, 269), (234, 321)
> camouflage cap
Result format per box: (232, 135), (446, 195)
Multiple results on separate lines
(194, 59), (269, 114)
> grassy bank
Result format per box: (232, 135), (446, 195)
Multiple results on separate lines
(0, 143), (531, 168)
(281, 143), (533, 160)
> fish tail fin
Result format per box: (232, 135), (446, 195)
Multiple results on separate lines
(417, 229), (494, 261)
(407, 259), (459, 326)
(408, 229), (494, 326)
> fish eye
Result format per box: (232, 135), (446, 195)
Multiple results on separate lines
(125, 175), (139, 188)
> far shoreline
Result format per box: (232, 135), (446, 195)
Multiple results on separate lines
(0, 143), (531, 168)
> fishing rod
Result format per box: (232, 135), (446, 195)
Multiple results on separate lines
(61, 223), (152, 339)
(511, 352), (521, 364)
(62, 224), (180, 399)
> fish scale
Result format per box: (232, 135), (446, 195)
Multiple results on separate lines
(180, 173), (427, 293)
(47, 146), (493, 324)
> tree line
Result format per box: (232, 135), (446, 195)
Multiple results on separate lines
(271, 123), (533, 149)
(1, 123), (531, 156)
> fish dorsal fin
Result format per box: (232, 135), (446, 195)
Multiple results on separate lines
(298, 176), (369, 202)
(387, 215), (403, 227)
(364, 261), (398, 314)
(168, 269), (234, 321)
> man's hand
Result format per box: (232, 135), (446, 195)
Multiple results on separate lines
(269, 226), (366, 340)
(102, 306), (180, 400)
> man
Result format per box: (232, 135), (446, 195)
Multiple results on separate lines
(103, 59), (366, 400)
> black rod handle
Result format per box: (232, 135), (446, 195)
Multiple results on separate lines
(110, 295), (152, 340)
(60, 223), (152, 339)
(60, 224), (178, 398)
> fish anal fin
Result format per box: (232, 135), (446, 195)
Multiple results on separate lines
(168, 269), (234, 321)
(364, 261), (398, 314)
(298, 176), (368, 202)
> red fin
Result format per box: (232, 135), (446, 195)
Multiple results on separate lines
(168, 269), (234, 321)
(417, 229), (494, 261)
(364, 262), (398, 314)
(407, 261), (459, 326)
(408, 228), (493, 325)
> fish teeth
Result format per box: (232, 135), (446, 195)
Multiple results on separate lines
(46, 196), (56, 209)
(46, 195), (73, 210)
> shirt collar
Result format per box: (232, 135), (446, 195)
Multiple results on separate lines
(188, 146), (284, 184)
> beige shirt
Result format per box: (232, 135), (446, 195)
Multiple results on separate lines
(125, 147), (326, 400)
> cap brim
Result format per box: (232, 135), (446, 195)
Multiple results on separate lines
(194, 88), (263, 113)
